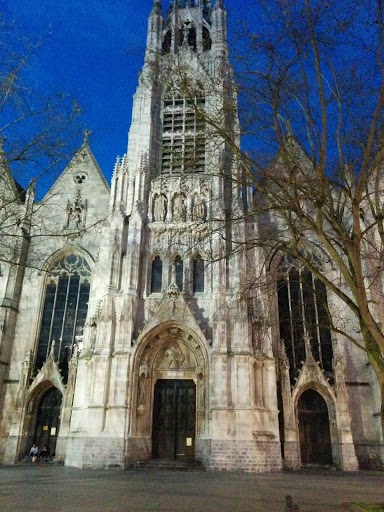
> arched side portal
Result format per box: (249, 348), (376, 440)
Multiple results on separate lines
(128, 324), (209, 465)
(297, 389), (333, 465)
(33, 387), (62, 457)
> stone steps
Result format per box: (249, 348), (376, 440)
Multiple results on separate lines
(131, 459), (205, 472)
(298, 463), (338, 472)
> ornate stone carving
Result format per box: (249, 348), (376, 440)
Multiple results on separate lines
(28, 341), (65, 398)
(280, 341), (290, 370)
(66, 190), (87, 229)
(165, 342), (185, 368)
(150, 335), (198, 371)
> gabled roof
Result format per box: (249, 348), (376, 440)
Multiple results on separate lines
(42, 135), (110, 201)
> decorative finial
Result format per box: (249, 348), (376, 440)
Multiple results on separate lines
(83, 129), (92, 145)
(152, 0), (162, 11)
(49, 340), (56, 360)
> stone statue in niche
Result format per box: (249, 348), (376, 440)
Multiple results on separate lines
(173, 194), (186, 222)
(138, 373), (147, 405)
(67, 191), (87, 229)
(88, 316), (98, 350)
(193, 195), (206, 221)
(153, 194), (167, 222)
(252, 317), (262, 352)
(198, 372), (205, 406)
(183, 24), (190, 46)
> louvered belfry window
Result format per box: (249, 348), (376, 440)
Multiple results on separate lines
(161, 93), (206, 175)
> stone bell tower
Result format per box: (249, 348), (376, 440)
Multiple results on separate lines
(65, 0), (282, 472)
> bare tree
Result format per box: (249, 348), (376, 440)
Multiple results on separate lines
(0, 13), (84, 270)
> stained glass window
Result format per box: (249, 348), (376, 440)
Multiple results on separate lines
(277, 264), (333, 383)
(35, 254), (91, 383)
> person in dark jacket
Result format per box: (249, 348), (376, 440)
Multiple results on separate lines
(40, 445), (50, 463)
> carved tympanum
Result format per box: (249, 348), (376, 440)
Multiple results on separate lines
(155, 341), (195, 370)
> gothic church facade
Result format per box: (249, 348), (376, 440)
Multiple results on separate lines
(0, 0), (383, 471)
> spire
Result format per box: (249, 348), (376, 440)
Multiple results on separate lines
(146, 0), (163, 56)
(214, 0), (225, 9)
(113, 156), (121, 178)
(152, 0), (162, 13)
(170, 0), (204, 9)
(211, 0), (227, 53)
(25, 178), (36, 210)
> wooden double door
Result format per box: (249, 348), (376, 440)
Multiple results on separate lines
(298, 389), (333, 465)
(34, 387), (62, 457)
(152, 379), (196, 461)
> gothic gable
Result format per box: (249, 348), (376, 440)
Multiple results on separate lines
(139, 281), (207, 344)
(28, 344), (65, 398)
(34, 136), (110, 240)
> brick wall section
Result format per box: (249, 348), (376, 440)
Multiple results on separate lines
(65, 438), (125, 468)
(126, 437), (152, 467)
(65, 438), (85, 468)
(354, 443), (384, 470)
(206, 440), (282, 473)
(195, 438), (211, 467)
(283, 441), (300, 470)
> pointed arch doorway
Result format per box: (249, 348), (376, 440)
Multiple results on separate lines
(131, 324), (208, 465)
(298, 389), (332, 465)
(34, 387), (62, 457)
(152, 379), (196, 461)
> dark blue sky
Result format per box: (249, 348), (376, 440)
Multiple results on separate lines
(4, 0), (249, 192)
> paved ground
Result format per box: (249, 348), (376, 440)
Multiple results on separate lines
(0, 465), (383, 512)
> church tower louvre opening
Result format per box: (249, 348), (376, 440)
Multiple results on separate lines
(0, 0), (382, 473)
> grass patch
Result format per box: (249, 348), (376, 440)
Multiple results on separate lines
(352, 504), (384, 512)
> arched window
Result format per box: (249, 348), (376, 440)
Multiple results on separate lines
(151, 256), (163, 293)
(36, 254), (91, 383)
(179, 22), (197, 52)
(193, 255), (205, 293)
(277, 264), (333, 383)
(203, 26), (212, 52)
(162, 30), (172, 54)
(174, 255), (183, 290)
